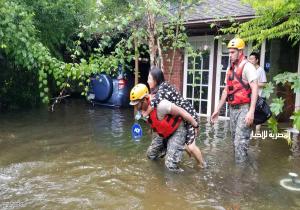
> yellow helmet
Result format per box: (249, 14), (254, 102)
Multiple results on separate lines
(227, 38), (245, 50)
(129, 83), (149, 105)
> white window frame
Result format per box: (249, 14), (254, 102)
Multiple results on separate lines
(215, 38), (231, 120)
(183, 35), (215, 116)
(260, 40), (266, 68)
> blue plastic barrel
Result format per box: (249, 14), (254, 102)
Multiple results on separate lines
(92, 74), (113, 101)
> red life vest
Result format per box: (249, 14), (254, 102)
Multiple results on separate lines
(226, 56), (252, 105)
(147, 109), (182, 139)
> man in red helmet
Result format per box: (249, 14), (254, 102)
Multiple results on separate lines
(211, 38), (258, 163)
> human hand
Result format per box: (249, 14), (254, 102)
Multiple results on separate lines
(142, 106), (153, 117)
(210, 111), (219, 124)
(194, 127), (199, 137)
(135, 111), (142, 120)
(245, 110), (254, 126)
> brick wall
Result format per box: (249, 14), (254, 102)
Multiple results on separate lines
(162, 49), (185, 93)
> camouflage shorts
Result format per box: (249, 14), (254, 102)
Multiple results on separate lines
(146, 122), (186, 172)
(229, 104), (252, 163)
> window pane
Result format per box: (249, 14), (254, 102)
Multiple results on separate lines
(188, 57), (194, 69)
(195, 56), (202, 69)
(201, 86), (208, 99)
(193, 100), (200, 113)
(202, 51), (210, 69)
(187, 71), (193, 84)
(194, 71), (201, 84)
(194, 86), (201, 99)
(221, 56), (229, 70)
(187, 85), (193, 98)
(221, 71), (226, 86)
(222, 42), (229, 54)
(200, 101), (207, 114)
(202, 71), (209, 85)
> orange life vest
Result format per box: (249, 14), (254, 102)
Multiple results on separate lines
(147, 109), (182, 139)
(226, 56), (252, 105)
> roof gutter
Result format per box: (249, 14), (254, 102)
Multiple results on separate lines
(184, 15), (257, 25)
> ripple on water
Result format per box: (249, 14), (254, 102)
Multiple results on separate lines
(1, 103), (300, 209)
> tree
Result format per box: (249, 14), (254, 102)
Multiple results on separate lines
(222, 0), (300, 132)
(0, 0), (203, 110)
(223, 0), (300, 47)
(0, 0), (99, 107)
(85, 0), (202, 75)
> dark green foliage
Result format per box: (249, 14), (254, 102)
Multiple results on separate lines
(222, 0), (300, 133)
(0, 53), (40, 110)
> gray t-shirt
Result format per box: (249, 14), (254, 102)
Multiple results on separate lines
(156, 99), (172, 120)
(225, 62), (257, 84)
(242, 62), (258, 83)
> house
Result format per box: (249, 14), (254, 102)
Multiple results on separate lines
(159, 0), (300, 120)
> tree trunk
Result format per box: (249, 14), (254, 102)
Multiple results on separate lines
(168, 0), (183, 81)
(147, 10), (157, 68)
(157, 35), (164, 72)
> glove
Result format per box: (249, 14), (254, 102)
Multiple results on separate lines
(135, 111), (142, 121)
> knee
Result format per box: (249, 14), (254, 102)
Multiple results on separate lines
(187, 143), (197, 153)
(146, 148), (158, 160)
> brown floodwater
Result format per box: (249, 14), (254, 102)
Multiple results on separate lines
(0, 99), (299, 209)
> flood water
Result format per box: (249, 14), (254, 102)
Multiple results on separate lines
(0, 99), (300, 210)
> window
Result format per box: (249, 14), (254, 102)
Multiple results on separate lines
(216, 41), (230, 117)
(184, 36), (214, 116)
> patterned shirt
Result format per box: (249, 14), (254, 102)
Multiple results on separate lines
(150, 82), (199, 144)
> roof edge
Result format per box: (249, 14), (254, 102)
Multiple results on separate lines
(184, 15), (257, 25)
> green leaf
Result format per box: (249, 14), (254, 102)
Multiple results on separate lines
(270, 98), (284, 116)
(42, 80), (47, 85)
(262, 82), (274, 99)
(290, 110), (300, 131)
(267, 116), (278, 134)
(291, 77), (300, 92)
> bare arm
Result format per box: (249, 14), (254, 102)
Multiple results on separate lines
(169, 103), (198, 127)
(245, 79), (258, 126)
(249, 80), (258, 113)
(210, 88), (228, 123)
(216, 88), (228, 112)
(258, 82), (266, 88)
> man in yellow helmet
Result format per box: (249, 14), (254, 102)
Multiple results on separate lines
(130, 83), (199, 172)
(211, 38), (258, 163)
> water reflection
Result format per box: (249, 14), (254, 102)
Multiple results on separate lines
(290, 131), (300, 157)
(111, 109), (125, 138)
(0, 100), (299, 209)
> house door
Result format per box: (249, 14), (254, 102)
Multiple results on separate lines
(215, 40), (230, 118)
(183, 36), (214, 116)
